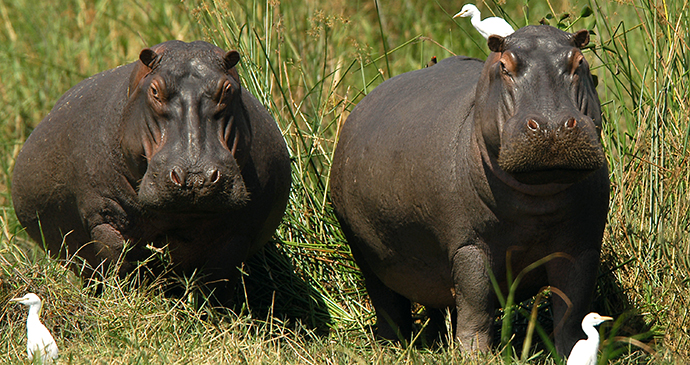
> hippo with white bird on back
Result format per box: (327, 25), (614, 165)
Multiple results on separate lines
(12, 40), (291, 305)
(331, 25), (609, 356)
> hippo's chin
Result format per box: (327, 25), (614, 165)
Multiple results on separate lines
(140, 200), (248, 215)
(138, 181), (250, 214)
(508, 168), (599, 185)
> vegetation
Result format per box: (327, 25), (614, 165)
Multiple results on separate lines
(0, 0), (688, 363)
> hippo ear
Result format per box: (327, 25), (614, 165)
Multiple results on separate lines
(571, 29), (590, 49)
(128, 49), (159, 97)
(139, 48), (160, 68)
(488, 35), (505, 53)
(224, 50), (240, 69)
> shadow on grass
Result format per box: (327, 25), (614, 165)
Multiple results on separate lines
(109, 239), (333, 334)
(2, 229), (333, 339)
(592, 258), (653, 341)
(231, 242), (332, 334)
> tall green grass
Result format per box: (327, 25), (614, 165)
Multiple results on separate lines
(0, 0), (688, 363)
(591, 0), (690, 358)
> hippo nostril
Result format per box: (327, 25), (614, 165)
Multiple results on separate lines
(209, 169), (220, 184)
(565, 118), (577, 129)
(527, 119), (539, 131)
(170, 167), (185, 187)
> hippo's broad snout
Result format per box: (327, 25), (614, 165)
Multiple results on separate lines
(498, 112), (606, 185)
(138, 152), (249, 213)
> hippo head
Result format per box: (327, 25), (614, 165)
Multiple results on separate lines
(121, 41), (250, 213)
(474, 25), (605, 185)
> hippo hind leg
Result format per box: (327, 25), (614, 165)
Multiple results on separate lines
(422, 307), (454, 346)
(348, 239), (412, 343)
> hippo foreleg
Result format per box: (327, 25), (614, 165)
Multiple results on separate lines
(452, 244), (494, 351)
(91, 223), (134, 276)
(547, 248), (601, 355)
(191, 235), (252, 306)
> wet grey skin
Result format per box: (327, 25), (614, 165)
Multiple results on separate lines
(331, 25), (608, 356)
(12, 41), (292, 305)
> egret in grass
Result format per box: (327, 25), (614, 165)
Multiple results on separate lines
(10, 293), (59, 364)
(567, 312), (613, 365)
(453, 4), (514, 39)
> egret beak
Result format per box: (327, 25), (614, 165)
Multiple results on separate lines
(452, 11), (467, 19)
(9, 297), (24, 302)
(598, 315), (613, 321)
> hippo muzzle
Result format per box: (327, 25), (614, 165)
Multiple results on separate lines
(497, 111), (606, 185)
(138, 143), (249, 213)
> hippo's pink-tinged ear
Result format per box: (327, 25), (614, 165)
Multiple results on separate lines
(224, 50), (240, 69)
(571, 29), (590, 49)
(139, 48), (160, 68)
(488, 35), (505, 53)
(128, 48), (160, 97)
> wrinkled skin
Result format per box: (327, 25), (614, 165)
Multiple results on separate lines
(12, 41), (291, 304)
(330, 26), (609, 356)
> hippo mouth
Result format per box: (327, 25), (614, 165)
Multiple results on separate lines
(140, 193), (249, 214)
(499, 150), (605, 184)
(137, 169), (250, 214)
(497, 124), (606, 185)
(506, 168), (600, 185)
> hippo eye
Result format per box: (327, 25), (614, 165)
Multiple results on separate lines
(499, 51), (518, 79)
(221, 81), (233, 100)
(500, 62), (508, 74)
(150, 84), (160, 101)
(148, 79), (166, 112)
(570, 50), (585, 75)
(216, 80), (234, 113)
(500, 61), (513, 78)
(574, 58), (584, 71)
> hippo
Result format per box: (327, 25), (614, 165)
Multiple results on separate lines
(12, 40), (291, 304)
(330, 25), (608, 356)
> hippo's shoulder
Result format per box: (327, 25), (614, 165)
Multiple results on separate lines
(351, 55), (484, 118)
(435, 55), (484, 68)
(52, 62), (136, 110)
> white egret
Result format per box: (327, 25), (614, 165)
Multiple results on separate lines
(567, 312), (613, 365)
(10, 293), (59, 364)
(453, 4), (515, 39)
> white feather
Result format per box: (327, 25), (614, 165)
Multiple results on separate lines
(566, 312), (613, 365)
(453, 4), (515, 39)
(11, 293), (59, 364)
